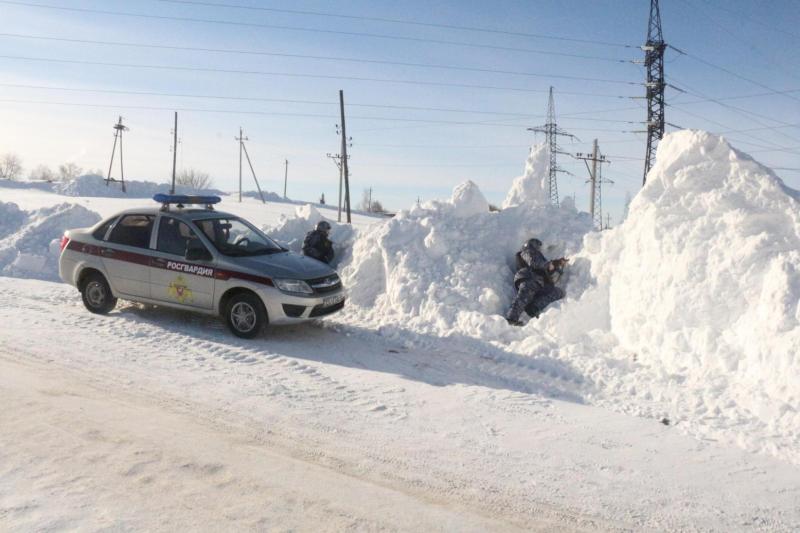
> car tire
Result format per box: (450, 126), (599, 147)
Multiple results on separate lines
(81, 272), (117, 314)
(224, 292), (266, 339)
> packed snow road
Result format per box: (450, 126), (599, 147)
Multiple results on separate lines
(2, 277), (799, 531)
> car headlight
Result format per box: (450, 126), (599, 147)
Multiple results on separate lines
(273, 278), (314, 295)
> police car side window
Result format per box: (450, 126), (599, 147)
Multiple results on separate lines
(157, 217), (206, 256)
(92, 216), (118, 241)
(107, 215), (155, 249)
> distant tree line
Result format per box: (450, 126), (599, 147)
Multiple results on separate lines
(0, 152), (102, 182)
(0, 152), (215, 190)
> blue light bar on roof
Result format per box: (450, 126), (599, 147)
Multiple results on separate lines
(153, 194), (221, 205)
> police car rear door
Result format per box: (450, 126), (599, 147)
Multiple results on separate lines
(102, 214), (155, 298)
(149, 215), (215, 309)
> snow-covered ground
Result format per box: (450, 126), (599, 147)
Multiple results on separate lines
(3, 279), (799, 531)
(1, 131), (800, 530)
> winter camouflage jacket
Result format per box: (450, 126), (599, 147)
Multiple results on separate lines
(513, 245), (554, 288)
(302, 229), (334, 264)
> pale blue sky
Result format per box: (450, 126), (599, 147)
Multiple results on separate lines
(0, 0), (798, 221)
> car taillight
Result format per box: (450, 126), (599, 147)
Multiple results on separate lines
(59, 235), (70, 252)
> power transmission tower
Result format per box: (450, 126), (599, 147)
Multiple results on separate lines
(235, 128), (266, 204)
(642, 0), (666, 184)
(105, 116), (128, 193)
(527, 86), (577, 207)
(575, 139), (612, 230)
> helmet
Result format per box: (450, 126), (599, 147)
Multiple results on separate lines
(316, 220), (332, 232)
(524, 238), (542, 250)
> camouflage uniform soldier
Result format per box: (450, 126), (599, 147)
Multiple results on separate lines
(506, 238), (568, 326)
(302, 221), (335, 264)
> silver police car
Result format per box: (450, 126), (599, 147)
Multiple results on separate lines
(58, 195), (345, 338)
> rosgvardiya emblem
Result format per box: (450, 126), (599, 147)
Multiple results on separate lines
(168, 275), (193, 304)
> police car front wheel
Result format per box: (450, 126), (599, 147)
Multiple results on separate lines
(81, 272), (117, 314)
(224, 293), (266, 338)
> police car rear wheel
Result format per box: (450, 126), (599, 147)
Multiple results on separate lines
(81, 273), (117, 314)
(225, 293), (266, 338)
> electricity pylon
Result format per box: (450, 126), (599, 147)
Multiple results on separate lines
(527, 87), (577, 207)
(106, 116), (128, 193)
(642, 0), (666, 184)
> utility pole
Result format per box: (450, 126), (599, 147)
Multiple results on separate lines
(527, 87), (577, 207)
(642, 0), (666, 184)
(106, 116), (128, 193)
(368, 187), (372, 212)
(171, 112), (178, 194)
(235, 128), (266, 204)
(236, 127), (245, 202)
(575, 139), (612, 231)
(283, 159), (289, 199)
(339, 90), (352, 223)
(326, 152), (345, 221)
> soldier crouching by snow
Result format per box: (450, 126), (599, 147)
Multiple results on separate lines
(302, 220), (335, 264)
(506, 238), (568, 326)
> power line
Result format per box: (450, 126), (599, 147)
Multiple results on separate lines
(0, 1), (637, 60)
(668, 80), (800, 146)
(0, 82), (639, 120)
(701, 0), (799, 41)
(667, 105), (799, 151)
(673, 0), (800, 80)
(156, 0), (638, 48)
(668, 79), (800, 132)
(0, 33), (637, 80)
(0, 97), (638, 131)
(675, 88), (800, 105)
(0, 82), (648, 124)
(0, 55), (642, 95)
(669, 45), (800, 103)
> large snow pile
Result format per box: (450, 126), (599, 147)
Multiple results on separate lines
(577, 130), (800, 422)
(55, 174), (227, 198)
(241, 190), (287, 203)
(263, 204), (357, 268)
(341, 180), (592, 336)
(502, 143), (550, 208)
(0, 201), (101, 280)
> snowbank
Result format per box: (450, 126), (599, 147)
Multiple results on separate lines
(334, 132), (800, 460)
(502, 143), (550, 208)
(0, 201), (101, 281)
(341, 179), (592, 336)
(577, 130), (800, 417)
(241, 190), (287, 203)
(55, 174), (227, 198)
(263, 204), (357, 268)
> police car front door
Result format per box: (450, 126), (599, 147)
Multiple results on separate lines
(149, 216), (215, 309)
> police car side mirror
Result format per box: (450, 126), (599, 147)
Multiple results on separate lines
(185, 241), (212, 261)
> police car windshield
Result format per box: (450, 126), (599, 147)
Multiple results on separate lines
(194, 217), (284, 257)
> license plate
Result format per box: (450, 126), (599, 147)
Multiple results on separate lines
(323, 294), (345, 307)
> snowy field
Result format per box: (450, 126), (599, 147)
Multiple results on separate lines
(1, 131), (800, 531)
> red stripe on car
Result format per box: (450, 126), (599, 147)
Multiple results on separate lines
(67, 240), (273, 287)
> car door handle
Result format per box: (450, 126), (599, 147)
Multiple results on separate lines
(100, 248), (115, 257)
(151, 257), (167, 267)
